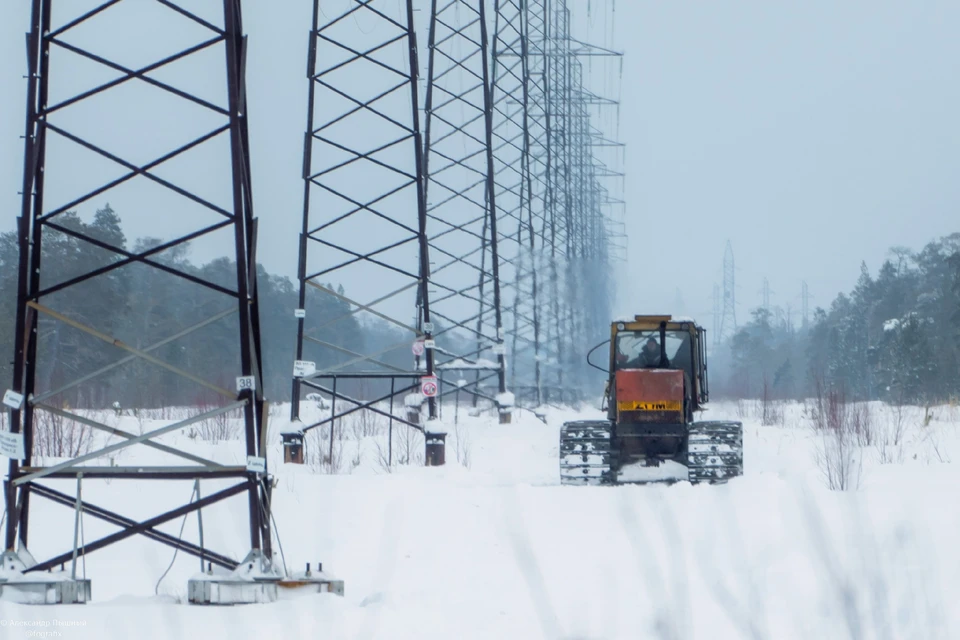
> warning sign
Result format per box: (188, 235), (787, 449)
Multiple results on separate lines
(412, 340), (425, 356)
(421, 375), (438, 398)
(0, 431), (25, 460)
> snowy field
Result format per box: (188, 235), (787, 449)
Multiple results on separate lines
(2, 396), (960, 639)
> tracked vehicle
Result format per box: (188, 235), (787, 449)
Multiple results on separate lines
(559, 315), (743, 485)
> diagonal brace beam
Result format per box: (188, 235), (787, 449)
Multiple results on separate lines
(14, 400), (247, 486)
(26, 481), (249, 573)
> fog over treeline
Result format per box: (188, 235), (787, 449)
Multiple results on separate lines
(711, 232), (960, 406)
(0, 204), (440, 409)
(3, 204), (958, 410)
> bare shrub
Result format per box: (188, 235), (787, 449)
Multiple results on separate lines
(350, 438), (362, 470)
(451, 421), (472, 469)
(947, 398), (960, 425)
(373, 436), (393, 473)
(305, 422), (345, 474)
(920, 426), (949, 463)
(140, 406), (189, 422)
(193, 402), (241, 444)
(395, 426), (424, 466)
(368, 411), (422, 473)
(810, 382), (846, 433)
(814, 424), (862, 491)
(760, 389), (785, 427)
(349, 408), (384, 440)
(876, 390), (908, 465)
(810, 380), (862, 491)
(850, 402), (874, 447)
(759, 376), (780, 426)
(922, 404), (934, 427)
(33, 409), (95, 459)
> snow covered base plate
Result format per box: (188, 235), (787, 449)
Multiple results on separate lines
(187, 549), (283, 605)
(0, 550), (91, 604)
(187, 577), (278, 605)
(278, 571), (344, 597)
(0, 578), (92, 605)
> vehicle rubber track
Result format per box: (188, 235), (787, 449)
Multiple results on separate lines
(687, 420), (743, 484)
(559, 420), (616, 485)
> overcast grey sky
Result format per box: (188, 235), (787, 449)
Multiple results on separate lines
(2, 1), (959, 330)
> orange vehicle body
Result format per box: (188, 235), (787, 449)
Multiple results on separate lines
(614, 369), (685, 424)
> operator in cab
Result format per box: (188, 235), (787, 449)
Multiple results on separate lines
(617, 335), (669, 369)
(639, 337), (667, 367)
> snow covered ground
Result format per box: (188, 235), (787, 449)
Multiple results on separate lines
(2, 397), (960, 639)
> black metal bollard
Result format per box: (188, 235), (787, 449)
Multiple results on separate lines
(424, 431), (446, 466)
(282, 432), (305, 465)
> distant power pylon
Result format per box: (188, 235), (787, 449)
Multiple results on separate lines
(761, 277), (772, 313)
(719, 240), (737, 341)
(801, 281), (811, 328)
(712, 283), (720, 347)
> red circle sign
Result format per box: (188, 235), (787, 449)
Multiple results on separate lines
(421, 376), (438, 397)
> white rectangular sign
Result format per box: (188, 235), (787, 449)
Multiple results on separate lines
(424, 339), (436, 349)
(246, 456), (266, 474)
(293, 360), (316, 377)
(294, 308), (306, 318)
(236, 376), (256, 393)
(492, 343), (506, 355)
(2, 389), (24, 410)
(0, 432), (25, 460)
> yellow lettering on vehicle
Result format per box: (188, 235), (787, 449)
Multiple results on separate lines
(617, 401), (682, 412)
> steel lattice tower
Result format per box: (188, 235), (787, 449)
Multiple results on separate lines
(491, 0), (543, 407)
(422, 0), (511, 418)
(524, 0), (567, 403)
(544, 0), (576, 397)
(720, 240), (737, 341)
(4, 0), (276, 594)
(290, 1), (438, 441)
(538, 0), (622, 397)
(713, 283), (721, 347)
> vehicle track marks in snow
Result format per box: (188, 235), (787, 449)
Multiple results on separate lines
(355, 483), (406, 640)
(697, 484), (769, 640)
(500, 486), (562, 640)
(615, 488), (687, 640)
